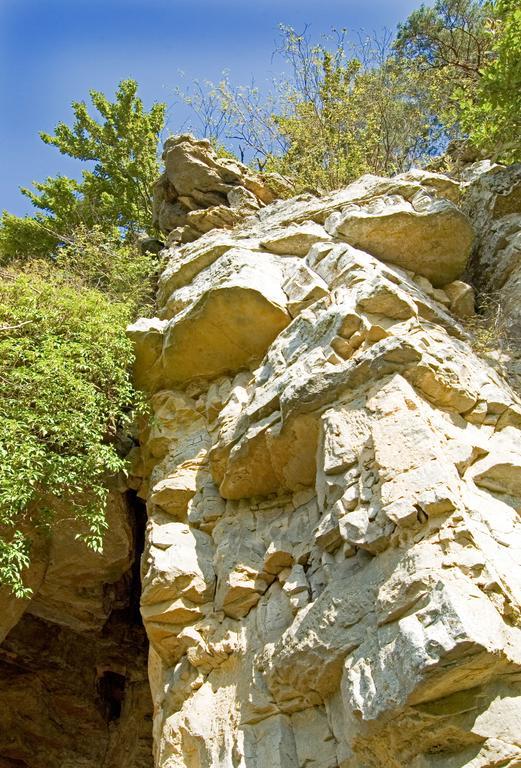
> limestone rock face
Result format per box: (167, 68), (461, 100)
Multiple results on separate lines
(152, 134), (293, 244)
(325, 191), (473, 286)
(132, 149), (521, 768)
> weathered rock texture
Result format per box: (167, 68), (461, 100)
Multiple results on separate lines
(0, 493), (153, 767)
(152, 134), (293, 245)
(464, 162), (521, 338)
(130, 145), (521, 768)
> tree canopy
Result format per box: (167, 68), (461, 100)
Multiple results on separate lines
(0, 80), (165, 262)
(459, 0), (521, 161)
(0, 81), (161, 595)
(180, 0), (519, 189)
(394, 0), (488, 75)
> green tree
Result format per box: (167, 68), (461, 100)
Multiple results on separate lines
(267, 29), (439, 189)
(0, 80), (165, 262)
(394, 0), (490, 144)
(181, 26), (442, 191)
(459, 0), (521, 161)
(395, 0), (488, 76)
(0, 229), (153, 597)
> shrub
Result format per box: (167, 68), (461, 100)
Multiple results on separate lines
(0, 234), (151, 596)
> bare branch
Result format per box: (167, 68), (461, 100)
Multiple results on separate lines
(0, 321), (33, 333)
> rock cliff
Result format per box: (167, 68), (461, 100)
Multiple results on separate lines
(0, 492), (153, 767)
(2, 135), (520, 768)
(129, 138), (521, 767)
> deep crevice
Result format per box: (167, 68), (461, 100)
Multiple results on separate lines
(103, 490), (147, 630)
(125, 489), (147, 627)
(96, 670), (127, 722)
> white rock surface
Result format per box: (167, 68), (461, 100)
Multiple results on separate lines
(131, 146), (521, 768)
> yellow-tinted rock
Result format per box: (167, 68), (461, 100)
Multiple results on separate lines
(132, 163), (521, 768)
(127, 317), (167, 391)
(326, 192), (474, 286)
(261, 222), (331, 256)
(131, 251), (292, 390)
(444, 279), (476, 317)
(161, 285), (289, 386)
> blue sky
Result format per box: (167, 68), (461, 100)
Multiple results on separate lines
(0, 0), (427, 216)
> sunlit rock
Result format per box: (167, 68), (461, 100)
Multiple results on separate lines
(131, 152), (521, 768)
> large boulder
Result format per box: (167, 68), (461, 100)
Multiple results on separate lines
(325, 191), (474, 286)
(129, 250), (292, 390)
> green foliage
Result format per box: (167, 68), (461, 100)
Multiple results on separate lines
(0, 231), (151, 596)
(266, 30), (439, 189)
(394, 0), (489, 138)
(0, 210), (61, 263)
(459, 0), (521, 161)
(184, 3), (518, 186)
(181, 26), (444, 192)
(395, 0), (520, 161)
(55, 225), (155, 311)
(395, 0), (488, 74)
(0, 81), (160, 596)
(40, 79), (166, 231)
(0, 80), (166, 263)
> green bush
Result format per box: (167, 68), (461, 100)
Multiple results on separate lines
(55, 224), (155, 310)
(0, 236), (151, 596)
(0, 79), (161, 596)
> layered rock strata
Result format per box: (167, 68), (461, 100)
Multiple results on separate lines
(131, 151), (521, 768)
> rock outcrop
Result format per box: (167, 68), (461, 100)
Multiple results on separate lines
(152, 134), (293, 245)
(130, 142), (521, 768)
(0, 492), (153, 767)
(464, 162), (521, 337)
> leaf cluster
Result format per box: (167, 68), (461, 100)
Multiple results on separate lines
(0, 80), (166, 263)
(395, 0), (488, 75)
(458, 0), (521, 161)
(0, 235), (151, 596)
